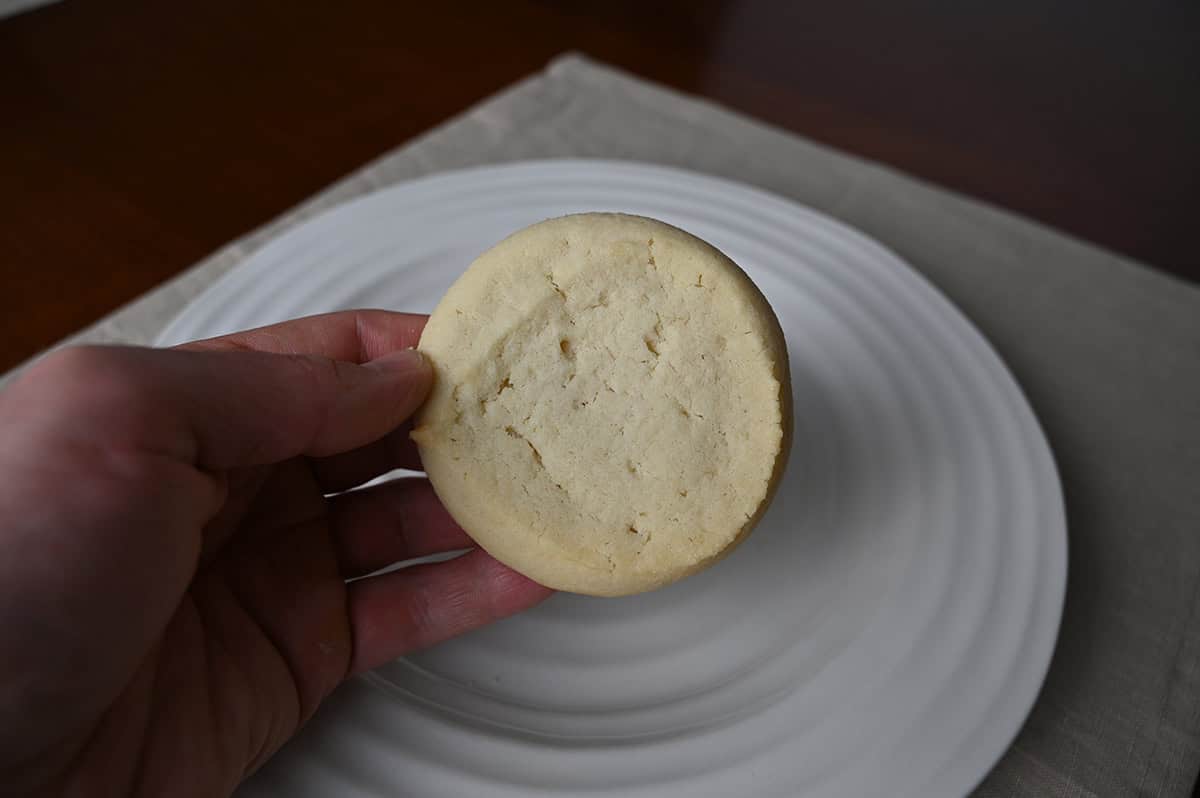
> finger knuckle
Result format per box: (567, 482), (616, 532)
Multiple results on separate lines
(282, 352), (343, 419)
(284, 353), (342, 390)
(28, 346), (157, 427)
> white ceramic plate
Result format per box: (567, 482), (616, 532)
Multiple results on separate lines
(158, 160), (1066, 798)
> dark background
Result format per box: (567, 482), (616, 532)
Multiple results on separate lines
(2, 0), (1198, 373)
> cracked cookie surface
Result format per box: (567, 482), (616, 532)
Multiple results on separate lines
(412, 213), (791, 596)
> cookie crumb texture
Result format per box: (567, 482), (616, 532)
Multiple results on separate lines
(413, 213), (790, 596)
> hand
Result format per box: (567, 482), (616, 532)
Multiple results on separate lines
(0, 310), (552, 797)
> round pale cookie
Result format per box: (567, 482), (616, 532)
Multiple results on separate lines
(412, 213), (791, 596)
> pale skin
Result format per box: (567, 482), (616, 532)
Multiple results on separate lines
(0, 310), (553, 797)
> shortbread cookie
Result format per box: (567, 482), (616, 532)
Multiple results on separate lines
(412, 213), (791, 596)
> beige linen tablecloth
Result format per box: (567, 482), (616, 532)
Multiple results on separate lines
(5, 54), (1199, 797)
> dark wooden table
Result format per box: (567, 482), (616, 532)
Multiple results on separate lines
(2, 0), (1197, 374)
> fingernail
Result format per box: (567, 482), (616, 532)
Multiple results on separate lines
(364, 348), (426, 375)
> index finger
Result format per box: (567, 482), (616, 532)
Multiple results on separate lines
(179, 309), (428, 362)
